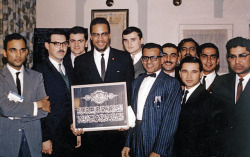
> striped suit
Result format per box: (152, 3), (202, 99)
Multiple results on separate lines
(125, 70), (182, 156)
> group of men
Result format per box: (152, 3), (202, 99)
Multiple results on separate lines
(0, 17), (249, 157)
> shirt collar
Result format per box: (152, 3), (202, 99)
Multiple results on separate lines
(7, 63), (24, 75)
(184, 83), (200, 95)
(94, 47), (110, 57)
(131, 51), (142, 65)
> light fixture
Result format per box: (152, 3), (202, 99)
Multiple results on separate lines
(173, 0), (182, 6)
(106, 0), (114, 7)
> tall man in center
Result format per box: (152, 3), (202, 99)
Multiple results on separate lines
(74, 17), (134, 156)
(122, 43), (182, 157)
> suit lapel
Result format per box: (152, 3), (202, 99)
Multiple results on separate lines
(2, 66), (18, 94)
(88, 51), (103, 82)
(22, 68), (34, 97)
(104, 48), (115, 81)
(185, 85), (204, 105)
(147, 70), (164, 97)
(133, 75), (146, 115)
(236, 77), (250, 105)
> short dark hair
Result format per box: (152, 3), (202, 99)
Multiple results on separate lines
(162, 43), (178, 56)
(200, 43), (219, 58)
(226, 37), (250, 55)
(90, 17), (110, 33)
(122, 26), (143, 39)
(178, 38), (199, 52)
(68, 26), (88, 40)
(142, 43), (163, 55)
(4, 33), (27, 50)
(180, 56), (203, 72)
(45, 29), (68, 43)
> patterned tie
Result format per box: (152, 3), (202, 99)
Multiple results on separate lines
(236, 78), (244, 102)
(58, 63), (64, 75)
(16, 72), (21, 95)
(202, 75), (206, 89)
(101, 54), (105, 81)
(182, 90), (189, 105)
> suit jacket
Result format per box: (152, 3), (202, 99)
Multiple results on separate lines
(212, 73), (250, 157)
(63, 52), (74, 79)
(0, 66), (48, 157)
(73, 47), (134, 156)
(174, 84), (214, 157)
(33, 59), (72, 147)
(206, 73), (220, 94)
(125, 70), (182, 157)
(134, 60), (145, 79)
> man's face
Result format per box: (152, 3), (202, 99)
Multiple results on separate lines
(162, 47), (180, 73)
(228, 46), (250, 77)
(200, 47), (219, 75)
(45, 34), (67, 63)
(180, 62), (202, 89)
(69, 33), (87, 56)
(142, 48), (162, 74)
(180, 41), (197, 60)
(123, 32), (143, 55)
(90, 24), (111, 53)
(3, 39), (28, 70)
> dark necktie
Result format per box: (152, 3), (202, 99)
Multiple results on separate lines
(101, 54), (105, 81)
(182, 90), (189, 105)
(145, 73), (156, 77)
(16, 72), (21, 95)
(202, 75), (206, 88)
(236, 78), (244, 102)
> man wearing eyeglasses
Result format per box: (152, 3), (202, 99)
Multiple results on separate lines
(74, 18), (134, 157)
(64, 26), (88, 73)
(122, 43), (181, 157)
(33, 30), (76, 156)
(199, 43), (220, 93)
(212, 37), (250, 157)
(178, 38), (199, 60)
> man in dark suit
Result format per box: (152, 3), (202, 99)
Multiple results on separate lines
(212, 37), (250, 157)
(161, 43), (182, 83)
(174, 56), (215, 157)
(122, 26), (145, 78)
(199, 43), (220, 93)
(74, 17), (134, 157)
(122, 43), (182, 157)
(0, 33), (50, 157)
(63, 26), (88, 74)
(33, 30), (77, 156)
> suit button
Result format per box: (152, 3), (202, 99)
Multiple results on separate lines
(19, 129), (22, 132)
(230, 126), (233, 129)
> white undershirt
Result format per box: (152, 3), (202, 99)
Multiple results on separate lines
(94, 47), (110, 77)
(137, 70), (161, 120)
(235, 73), (250, 103)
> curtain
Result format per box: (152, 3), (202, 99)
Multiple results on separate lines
(0, 0), (36, 69)
(183, 29), (229, 75)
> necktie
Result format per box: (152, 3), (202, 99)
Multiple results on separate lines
(236, 78), (244, 102)
(16, 72), (21, 95)
(145, 73), (156, 77)
(101, 54), (105, 81)
(182, 90), (189, 105)
(202, 75), (206, 88)
(58, 63), (64, 75)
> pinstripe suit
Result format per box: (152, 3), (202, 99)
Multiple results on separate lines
(0, 66), (48, 157)
(125, 70), (182, 156)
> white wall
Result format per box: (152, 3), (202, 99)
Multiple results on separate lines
(36, 0), (250, 44)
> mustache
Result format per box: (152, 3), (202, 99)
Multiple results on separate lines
(58, 50), (65, 52)
(163, 61), (173, 64)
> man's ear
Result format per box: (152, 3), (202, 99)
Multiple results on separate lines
(140, 37), (144, 45)
(44, 42), (49, 50)
(3, 49), (7, 58)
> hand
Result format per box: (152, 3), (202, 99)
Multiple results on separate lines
(75, 136), (81, 148)
(149, 152), (160, 157)
(74, 98), (80, 109)
(121, 147), (130, 157)
(42, 140), (53, 154)
(70, 123), (84, 136)
(37, 96), (51, 113)
(118, 128), (129, 131)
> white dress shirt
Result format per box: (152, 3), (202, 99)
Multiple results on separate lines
(183, 83), (200, 104)
(165, 70), (175, 77)
(49, 57), (66, 75)
(70, 53), (77, 68)
(235, 73), (250, 103)
(7, 64), (37, 116)
(137, 70), (161, 120)
(94, 47), (110, 77)
(201, 71), (216, 89)
(131, 51), (142, 65)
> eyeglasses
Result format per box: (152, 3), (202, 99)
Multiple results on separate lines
(49, 41), (68, 47)
(69, 39), (85, 43)
(162, 53), (178, 58)
(200, 54), (218, 60)
(228, 53), (250, 62)
(181, 47), (196, 52)
(141, 56), (162, 62)
(91, 32), (109, 38)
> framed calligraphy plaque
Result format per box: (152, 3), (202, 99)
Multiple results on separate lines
(71, 82), (129, 132)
